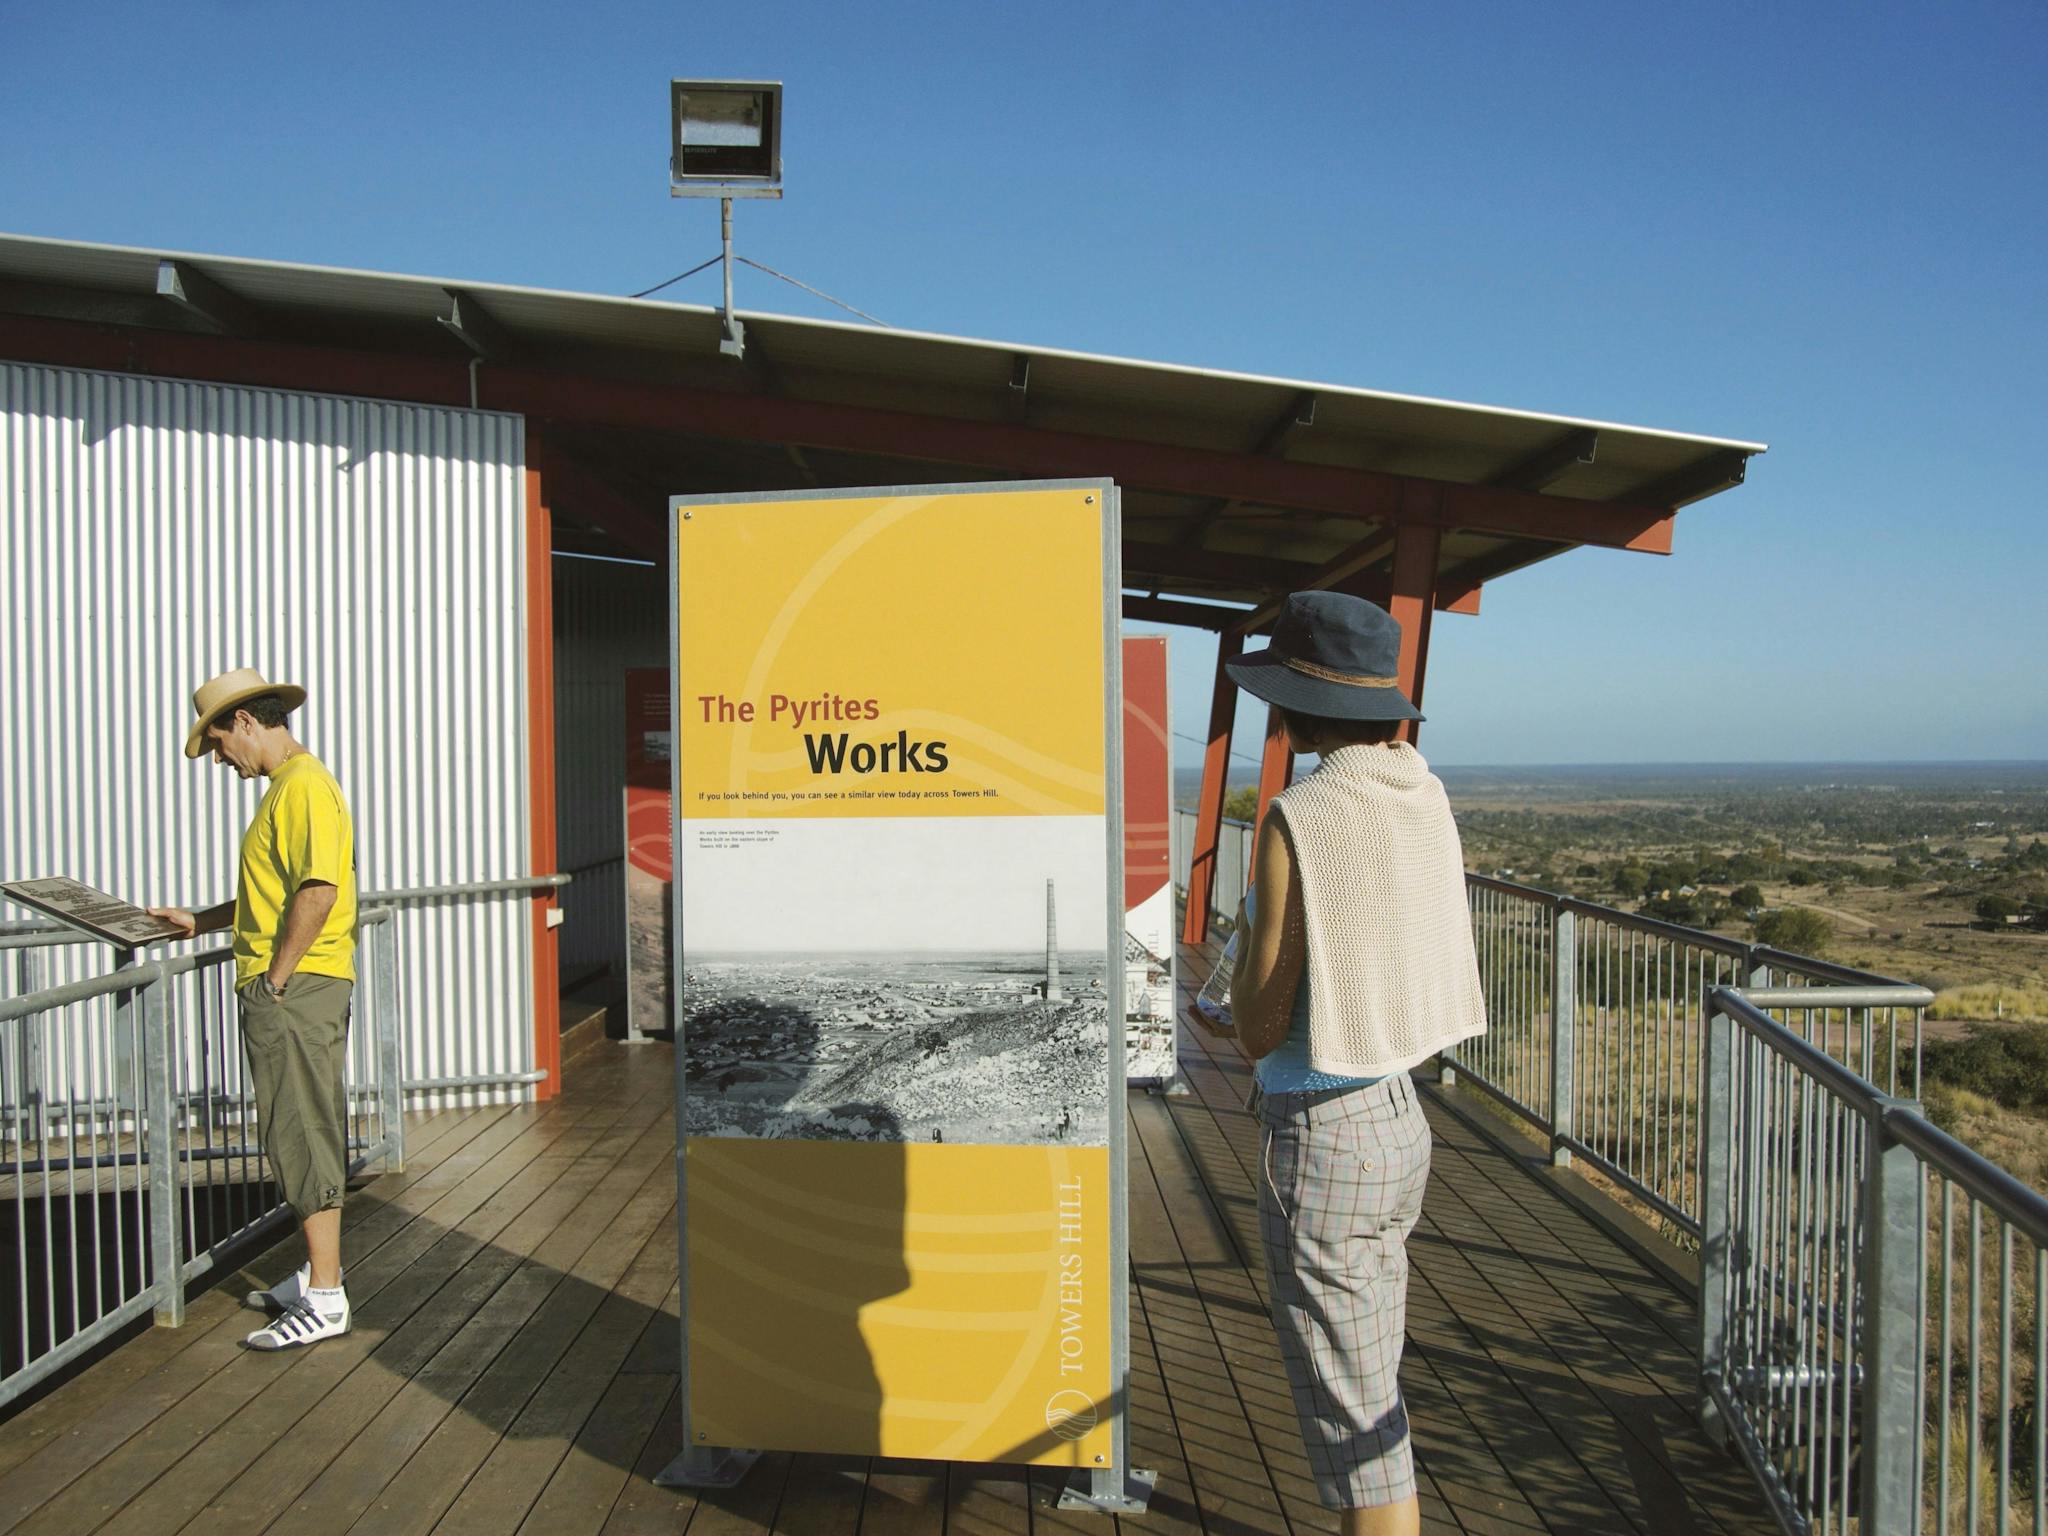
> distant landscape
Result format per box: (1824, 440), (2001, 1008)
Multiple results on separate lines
(1179, 758), (2048, 1182)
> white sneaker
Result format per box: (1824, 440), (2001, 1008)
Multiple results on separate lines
(245, 1263), (344, 1314)
(244, 1294), (350, 1350)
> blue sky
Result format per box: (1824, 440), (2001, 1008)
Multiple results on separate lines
(4, 1), (2042, 768)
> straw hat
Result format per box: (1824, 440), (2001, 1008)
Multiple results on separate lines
(183, 668), (307, 759)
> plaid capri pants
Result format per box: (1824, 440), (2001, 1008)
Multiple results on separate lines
(1255, 1072), (1432, 1509)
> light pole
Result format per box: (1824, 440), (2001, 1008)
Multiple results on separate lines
(669, 79), (784, 360)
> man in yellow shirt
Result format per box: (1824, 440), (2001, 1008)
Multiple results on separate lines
(149, 667), (359, 1349)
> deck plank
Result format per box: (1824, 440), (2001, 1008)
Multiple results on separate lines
(0, 1099), (487, 1482)
(0, 1092), (577, 1536)
(853, 1458), (945, 1536)
(97, 1074), (675, 1536)
(212, 1107), (676, 1536)
(940, 1462), (1033, 1536)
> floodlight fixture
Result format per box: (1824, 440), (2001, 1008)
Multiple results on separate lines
(668, 79), (783, 360)
(670, 80), (783, 197)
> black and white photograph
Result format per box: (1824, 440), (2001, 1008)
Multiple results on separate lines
(678, 815), (1113, 1145)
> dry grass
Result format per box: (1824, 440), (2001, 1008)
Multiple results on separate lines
(1929, 983), (2048, 1025)
(1924, 1082), (2048, 1195)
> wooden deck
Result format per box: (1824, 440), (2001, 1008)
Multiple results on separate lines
(0, 940), (1776, 1535)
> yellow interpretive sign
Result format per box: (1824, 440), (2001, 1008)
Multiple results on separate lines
(671, 482), (1122, 1467)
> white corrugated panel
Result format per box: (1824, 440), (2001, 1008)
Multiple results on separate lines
(552, 555), (668, 992)
(0, 361), (534, 1108)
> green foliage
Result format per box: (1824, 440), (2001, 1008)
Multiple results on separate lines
(1221, 786), (1260, 824)
(1640, 892), (1702, 925)
(1922, 1022), (2048, 1116)
(1977, 893), (2022, 923)
(1754, 906), (1832, 957)
(1730, 883), (1764, 912)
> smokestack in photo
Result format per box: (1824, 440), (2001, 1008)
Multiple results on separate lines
(1043, 878), (1062, 1001)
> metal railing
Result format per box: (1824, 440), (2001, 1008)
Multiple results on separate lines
(1702, 987), (2048, 1536)
(0, 908), (404, 1411)
(1167, 808), (2044, 1531)
(2, 874), (569, 1095)
(1171, 810), (1257, 934)
(1451, 874), (1926, 1239)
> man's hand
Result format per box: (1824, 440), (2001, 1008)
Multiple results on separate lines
(147, 906), (198, 940)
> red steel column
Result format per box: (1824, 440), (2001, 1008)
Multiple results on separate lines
(525, 430), (562, 1100)
(1254, 706), (1293, 829)
(1387, 514), (1441, 746)
(1181, 633), (1243, 946)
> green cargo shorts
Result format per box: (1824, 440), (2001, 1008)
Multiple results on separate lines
(238, 973), (353, 1220)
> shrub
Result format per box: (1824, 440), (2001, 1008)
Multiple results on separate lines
(1977, 893), (2021, 923)
(1922, 1021), (2048, 1116)
(1754, 906), (1832, 957)
(1640, 892), (1702, 926)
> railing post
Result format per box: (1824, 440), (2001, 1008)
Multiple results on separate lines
(16, 948), (47, 1146)
(374, 918), (405, 1174)
(141, 969), (185, 1327)
(112, 945), (139, 1118)
(1697, 988), (1734, 1441)
(1860, 1101), (1925, 1535)
(1549, 908), (1575, 1166)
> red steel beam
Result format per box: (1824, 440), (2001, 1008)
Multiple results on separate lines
(1436, 581), (1482, 616)
(1120, 595), (1256, 632)
(1387, 509), (1442, 748)
(525, 434), (563, 1100)
(1254, 706), (1293, 832)
(541, 447), (669, 562)
(0, 313), (1678, 553)
(1182, 634), (1244, 947)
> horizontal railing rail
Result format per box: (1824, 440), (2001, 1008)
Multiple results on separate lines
(0, 907), (404, 1411)
(0, 871), (572, 953)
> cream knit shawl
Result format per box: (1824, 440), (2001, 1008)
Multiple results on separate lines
(1272, 742), (1487, 1077)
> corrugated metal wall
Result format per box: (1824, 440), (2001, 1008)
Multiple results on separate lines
(0, 361), (535, 1107)
(553, 554), (668, 993)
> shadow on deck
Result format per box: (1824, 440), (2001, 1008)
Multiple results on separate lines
(0, 938), (1775, 1535)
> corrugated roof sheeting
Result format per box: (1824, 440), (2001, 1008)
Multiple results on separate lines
(0, 360), (537, 1108)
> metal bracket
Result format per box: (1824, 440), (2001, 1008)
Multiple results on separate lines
(655, 1444), (760, 1489)
(1056, 1466), (1157, 1513)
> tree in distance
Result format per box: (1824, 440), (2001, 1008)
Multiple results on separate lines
(1976, 893), (2022, 925)
(1730, 883), (1765, 914)
(1755, 906), (1832, 958)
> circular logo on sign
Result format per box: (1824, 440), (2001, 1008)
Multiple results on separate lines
(1045, 1390), (1099, 1440)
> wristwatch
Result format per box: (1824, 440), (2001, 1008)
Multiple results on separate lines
(264, 976), (288, 1000)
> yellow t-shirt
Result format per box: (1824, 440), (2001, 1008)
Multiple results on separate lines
(233, 753), (358, 985)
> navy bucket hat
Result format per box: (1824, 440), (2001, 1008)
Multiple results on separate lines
(1224, 591), (1424, 722)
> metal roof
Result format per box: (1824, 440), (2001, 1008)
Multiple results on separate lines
(0, 231), (1766, 619)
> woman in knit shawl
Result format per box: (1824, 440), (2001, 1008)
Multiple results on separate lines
(1229, 591), (1488, 1536)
